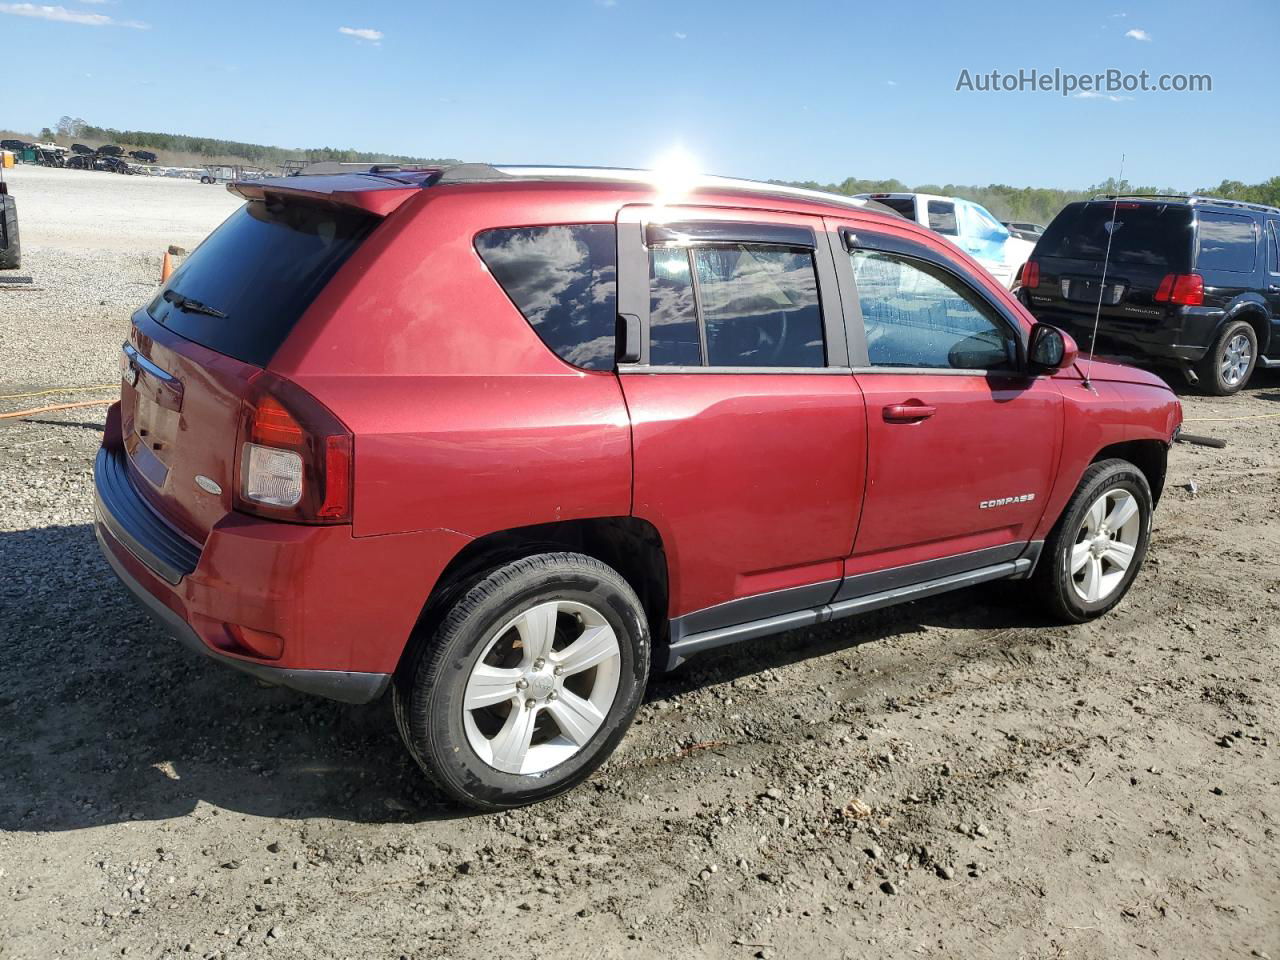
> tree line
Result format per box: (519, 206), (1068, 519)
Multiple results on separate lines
(777, 175), (1280, 224)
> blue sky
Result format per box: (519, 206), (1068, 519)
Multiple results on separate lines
(1, 0), (1275, 188)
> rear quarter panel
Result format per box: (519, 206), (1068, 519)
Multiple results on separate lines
(269, 184), (635, 540)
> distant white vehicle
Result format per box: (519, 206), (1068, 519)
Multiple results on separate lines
(854, 192), (1035, 289)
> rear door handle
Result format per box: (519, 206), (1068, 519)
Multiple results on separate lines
(883, 403), (937, 423)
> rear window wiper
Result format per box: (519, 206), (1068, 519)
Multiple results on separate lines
(163, 288), (227, 319)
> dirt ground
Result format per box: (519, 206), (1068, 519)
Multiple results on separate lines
(2, 165), (1278, 960)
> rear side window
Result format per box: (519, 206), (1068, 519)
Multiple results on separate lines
(927, 201), (958, 235)
(148, 201), (377, 367)
(1196, 213), (1256, 273)
(1037, 202), (1193, 270)
(475, 225), (617, 371)
(1270, 222), (1280, 273)
(648, 244), (826, 368)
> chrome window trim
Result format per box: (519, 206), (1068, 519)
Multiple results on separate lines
(618, 364), (853, 375)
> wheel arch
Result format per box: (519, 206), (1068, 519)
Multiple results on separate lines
(1222, 299), (1270, 354)
(1089, 439), (1169, 505)
(397, 516), (670, 677)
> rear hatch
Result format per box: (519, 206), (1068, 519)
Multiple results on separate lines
(1027, 201), (1194, 323)
(118, 189), (387, 543)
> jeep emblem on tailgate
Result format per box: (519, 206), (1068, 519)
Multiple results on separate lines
(194, 475), (222, 496)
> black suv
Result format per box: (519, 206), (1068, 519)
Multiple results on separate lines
(1021, 195), (1280, 395)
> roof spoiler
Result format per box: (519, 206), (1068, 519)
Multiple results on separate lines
(226, 173), (435, 216)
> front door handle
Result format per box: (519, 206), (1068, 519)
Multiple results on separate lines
(883, 402), (937, 423)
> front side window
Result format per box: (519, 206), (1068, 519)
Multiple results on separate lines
(850, 250), (1015, 371)
(475, 224), (617, 370)
(927, 201), (958, 235)
(648, 243), (826, 368)
(1196, 212), (1256, 274)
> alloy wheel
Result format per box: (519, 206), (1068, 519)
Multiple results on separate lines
(462, 600), (621, 775)
(1221, 332), (1253, 387)
(1070, 487), (1141, 604)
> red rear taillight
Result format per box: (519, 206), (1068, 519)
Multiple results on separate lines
(1154, 273), (1204, 306)
(234, 373), (353, 524)
(1021, 260), (1040, 290)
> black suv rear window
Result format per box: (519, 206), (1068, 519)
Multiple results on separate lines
(475, 225), (618, 371)
(147, 201), (377, 367)
(1037, 202), (1193, 270)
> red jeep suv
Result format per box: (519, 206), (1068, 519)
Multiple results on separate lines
(95, 164), (1183, 809)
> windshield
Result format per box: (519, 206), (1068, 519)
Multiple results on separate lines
(147, 200), (378, 367)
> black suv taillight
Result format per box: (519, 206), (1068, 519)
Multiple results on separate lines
(233, 373), (353, 524)
(1154, 273), (1204, 307)
(1021, 260), (1040, 290)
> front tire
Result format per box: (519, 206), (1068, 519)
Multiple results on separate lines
(1033, 459), (1152, 623)
(1196, 319), (1257, 396)
(393, 553), (650, 810)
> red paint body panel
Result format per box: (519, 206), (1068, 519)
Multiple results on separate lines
(621, 372), (866, 617)
(99, 406), (469, 673)
(848, 373), (1063, 571)
(122, 311), (260, 542)
(96, 173), (1183, 688)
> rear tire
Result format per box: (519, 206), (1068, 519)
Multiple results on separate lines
(1033, 459), (1152, 623)
(393, 553), (650, 810)
(1196, 319), (1257, 396)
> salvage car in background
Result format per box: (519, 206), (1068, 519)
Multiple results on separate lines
(1021, 194), (1280, 395)
(856, 192), (1035, 289)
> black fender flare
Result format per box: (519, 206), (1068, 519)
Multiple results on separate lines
(1219, 295), (1271, 353)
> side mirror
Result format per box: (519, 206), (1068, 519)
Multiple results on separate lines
(1028, 323), (1078, 372)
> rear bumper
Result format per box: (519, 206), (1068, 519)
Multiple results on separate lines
(1027, 303), (1223, 363)
(93, 438), (406, 705)
(95, 522), (390, 704)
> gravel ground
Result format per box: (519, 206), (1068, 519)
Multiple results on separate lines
(1, 165), (1278, 960)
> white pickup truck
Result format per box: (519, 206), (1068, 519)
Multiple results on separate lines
(854, 192), (1036, 289)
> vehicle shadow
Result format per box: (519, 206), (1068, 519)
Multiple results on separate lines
(0, 522), (466, 833)
(648, 580), (1055, 701)
(0, 522), (1052, 833)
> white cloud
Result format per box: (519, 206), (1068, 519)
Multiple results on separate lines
(1110, 11), (1127, 16)
(673, 30), (686, 39)
(885, 80), (898, 86)
(0, 3), (147, 27)
(1125, 28), (1152, 41)
(339, 25), (383, 43)
(595, 0), (617, 6)
(1075, 91), (1133, 102)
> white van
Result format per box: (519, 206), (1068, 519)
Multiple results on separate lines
(854, 192), (1035, 289)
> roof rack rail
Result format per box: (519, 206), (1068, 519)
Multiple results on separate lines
(1091, 193), (1280, 215)
(430, 163), (887, 214)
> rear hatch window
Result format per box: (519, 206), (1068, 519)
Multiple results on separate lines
(147, 200), (378, 367)
(1037, 202), (1193, 271)
(874, 197), (917, 221)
